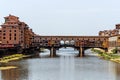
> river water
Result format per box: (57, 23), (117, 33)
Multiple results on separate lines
(0, 48), (120, 80)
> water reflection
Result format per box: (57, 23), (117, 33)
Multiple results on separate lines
(0, 60), (29, 80)
(1, 68), (20, 80)
(60, 56), (75, 80)
(0, 48), (120, 80)
(115, 63), (120, 80)
(0, 71), (1, 80)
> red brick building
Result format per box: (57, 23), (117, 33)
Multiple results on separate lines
(0, 14), (34, 49)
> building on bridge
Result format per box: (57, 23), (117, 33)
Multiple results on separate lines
(0, 14), (35, 49)
(99, 24), (120, 53)
(108, 36), (120, 53)
(99, 24), (120, 37)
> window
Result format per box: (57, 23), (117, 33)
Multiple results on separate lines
(3, 33), (6, 36)
(9, 30), (11, 32)
(3, 37), (5, 39)
(3, 27), (6, 29)
(14, 37), (16, 40)
(118, 37), (120, 39)
(9, 37), (11, 40)
(14, 34), (16, 36)
(9, 33), (11, 36)
(3, 30), (6, 32)
(14, 30), (16, 32)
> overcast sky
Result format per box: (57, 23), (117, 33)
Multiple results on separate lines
(0, 0), (120, 36)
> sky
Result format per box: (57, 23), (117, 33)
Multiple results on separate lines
(0, 0), (120, 36)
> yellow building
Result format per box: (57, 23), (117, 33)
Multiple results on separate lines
(108, 36), (120, 53)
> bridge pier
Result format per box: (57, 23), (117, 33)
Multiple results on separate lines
(79, 47), (84, 57)
(104, 48), (108, 52)
(50, 47), (56, 57)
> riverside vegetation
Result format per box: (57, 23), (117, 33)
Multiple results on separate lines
(91, 48), (120, 63)
(0, 54), (28, 70)
(0, 54), (27, 63)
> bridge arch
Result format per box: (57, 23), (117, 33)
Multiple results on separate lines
(65, 40), (70, 45)
(70, 40), (75, 45)
(60, 40), (65, 45)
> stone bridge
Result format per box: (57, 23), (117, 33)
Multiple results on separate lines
(32, 36), (109, 57)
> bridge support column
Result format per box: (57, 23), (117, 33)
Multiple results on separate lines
(50, 47), (56, 57)
(79, 47), (84, 57)
(104, 48), (108, 52)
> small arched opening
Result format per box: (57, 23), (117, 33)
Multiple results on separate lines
(65, 40), (70, 45)
(70, 40), (75, 45)
(60, 40), (65, 45)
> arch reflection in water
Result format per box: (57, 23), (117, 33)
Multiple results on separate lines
(60, 56), (75, 80)
(111, 62), (120, 80)
(57, 47), (78, 56)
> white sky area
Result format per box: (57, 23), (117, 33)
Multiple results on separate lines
(0, 0), (120, 36)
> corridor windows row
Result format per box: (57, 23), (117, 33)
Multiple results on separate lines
(9, 30), (16, 32)
(3, 37), (16, 40)
(2, 33), (17, 36)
